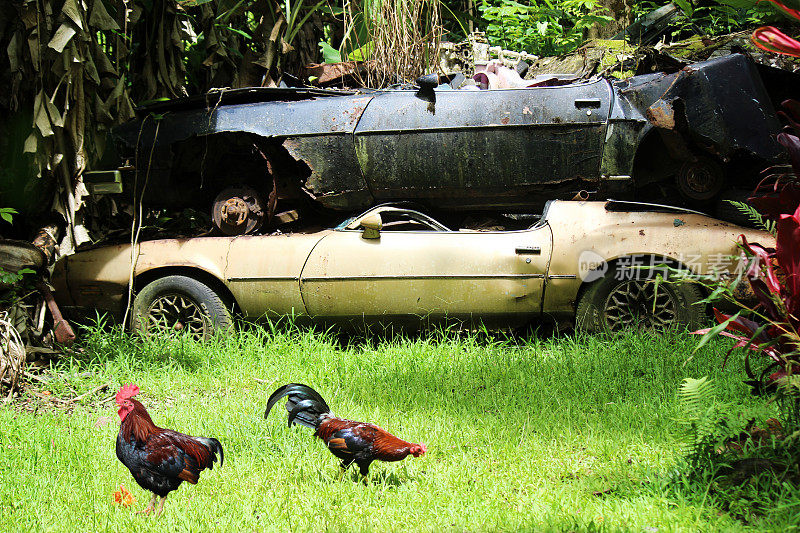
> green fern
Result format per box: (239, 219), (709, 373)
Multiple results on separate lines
(777, 375), (800, 432)
(675, 377), (726, 468)
(678, 377), (719, 442)
(679, 376), (717, 413)
(726, 200), (777, 235)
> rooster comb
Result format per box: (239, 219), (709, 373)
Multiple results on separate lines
(115, 384), (140, 404)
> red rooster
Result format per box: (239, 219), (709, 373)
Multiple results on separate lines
(264, 383), (426, 479)
(115, 384), (223, 515)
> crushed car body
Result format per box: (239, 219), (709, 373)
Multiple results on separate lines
(110, 53), (784, 226)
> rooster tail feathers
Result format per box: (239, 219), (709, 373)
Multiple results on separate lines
(194, 437), (224, 468)
(269, 383), (330, 410)
(264, 383), (331, 429)
(287, 399), (319, 428)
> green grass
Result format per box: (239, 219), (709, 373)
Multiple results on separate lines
(0, 323), (795, 531)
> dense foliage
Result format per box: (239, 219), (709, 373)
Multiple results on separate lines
(477, 0), (612, 57)
(696, 0), (800, 421)
(684, 3), (800, 504)
(472, 0), (784, 57)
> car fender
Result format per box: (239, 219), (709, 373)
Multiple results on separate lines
(541, 201), (774, 315)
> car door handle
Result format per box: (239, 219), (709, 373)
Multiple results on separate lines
(515, 246), (541, 255)
(574, 98), (601, 108)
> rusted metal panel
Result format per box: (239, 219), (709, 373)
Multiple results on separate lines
(646, 99), (675, 129)
(618, 54), (782, 162)
(598, 89), (647, 182)
(114, 95), (375, 149)
(283, 135), (374, 211)
(352, 81), (613, 208)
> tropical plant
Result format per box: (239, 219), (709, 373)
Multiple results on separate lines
(0, 268), (34, 288)
(0, 208), (17, 225)
(693, 0), (800, 414)
(698, 229), (800, 389)
(749, 100), (800, 218)
(319, 0), (443, 87)
(478, 0), (613, 56)
(695, 100), (800, 427)
(724, 201), (777, 234)
(654, 0), (778, 38)
(1, 0), (137, 246)
(747, 0), (800, 56)
(675, 377), (727, 469)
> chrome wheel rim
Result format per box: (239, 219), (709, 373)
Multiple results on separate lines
(604, 280), (677, 332)
(146, 293), (210, 339)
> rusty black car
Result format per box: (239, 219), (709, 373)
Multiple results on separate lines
(104, 53), (785, 235)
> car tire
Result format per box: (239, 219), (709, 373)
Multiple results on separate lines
(676, 156), (724, 204)
(575, 266), (705, 334)
(131, 275), (232, 339)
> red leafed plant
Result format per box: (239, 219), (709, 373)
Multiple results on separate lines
(696, 100), (800, 398)
(749, 99), (800, 219)
(702, 218), (800, 390)
(751, 0), (800, 57)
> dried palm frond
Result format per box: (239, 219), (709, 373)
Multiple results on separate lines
(0, 312), (26, 401)
(344, 0), (442, 87)
(1, 0), (323, 253)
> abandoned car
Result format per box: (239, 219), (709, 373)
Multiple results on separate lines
(100, 52), (786, 236)
(51, 201), (774, 337)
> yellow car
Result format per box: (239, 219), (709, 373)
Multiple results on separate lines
(52, 200), (772, 337)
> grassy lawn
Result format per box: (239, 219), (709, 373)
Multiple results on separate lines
(0, 324), (795, 531)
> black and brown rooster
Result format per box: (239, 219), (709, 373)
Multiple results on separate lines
(265, 383), (426, 479)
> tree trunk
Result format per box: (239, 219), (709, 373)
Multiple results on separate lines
(587, 0), (634, 40)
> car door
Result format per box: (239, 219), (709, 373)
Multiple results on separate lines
(353, 80), (613, 210)
(223, 232), (331, 318)
(298, 207), (553, 325)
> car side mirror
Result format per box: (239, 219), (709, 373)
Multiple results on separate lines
(415, 73), (438, 104)
(360, 214), (382, 239)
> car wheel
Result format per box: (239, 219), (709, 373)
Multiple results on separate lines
(576, 267), (705, 334)
(132, 275), (232, 339)
(676, 156), (724, 203)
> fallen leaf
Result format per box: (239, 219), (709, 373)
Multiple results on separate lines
(113, 485), (135, 507)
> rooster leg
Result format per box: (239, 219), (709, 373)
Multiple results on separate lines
(155, 496), (167, 516)
(337, 460), (352, 481)
(358, 461), (372, 485)
(136, 494), (158, 515)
